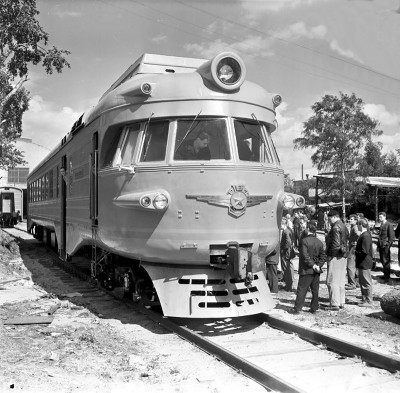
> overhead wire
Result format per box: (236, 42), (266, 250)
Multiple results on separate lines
(96, 0), (400, 99)
(174, 0), (400, 83)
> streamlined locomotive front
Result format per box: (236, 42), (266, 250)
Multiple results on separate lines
(92, 52), (304, 317)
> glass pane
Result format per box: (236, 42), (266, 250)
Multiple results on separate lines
(174, 119), (230, 161)
(234, 120), (274, 163)
(140, 121), (169, 162)
(120, 124), (141, 166)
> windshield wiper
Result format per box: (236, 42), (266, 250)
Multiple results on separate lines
(174, 110), (202, 154)
(141, 112), (155, 161)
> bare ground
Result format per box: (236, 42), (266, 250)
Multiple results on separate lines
(1, 226), (400, 392)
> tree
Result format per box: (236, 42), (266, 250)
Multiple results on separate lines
(0, 0), (70, 168)
(284, 173), (294, 192)
(293, 92), (382, 218)
(357, 141), (384, 178)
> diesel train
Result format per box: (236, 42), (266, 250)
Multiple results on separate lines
(27, 52), (305, 318)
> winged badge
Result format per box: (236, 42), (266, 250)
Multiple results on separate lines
(186, 185), (272, 217)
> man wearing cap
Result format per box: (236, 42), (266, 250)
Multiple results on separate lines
(325, 210), (349, 311)
(293, 220), (326, 314)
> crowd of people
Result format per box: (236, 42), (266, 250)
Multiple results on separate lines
(268, 209), (400, 314)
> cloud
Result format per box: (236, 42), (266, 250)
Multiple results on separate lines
(22, 95), (81, 150)
(184, 35), (274, 60)
(275, 102), (294, 126)
(239, 0), (326, 14)
(275, 22), (327, 41)
(375, 132), (400, 154)
(151, 34), (167, 44)
(363, 103), (400, 127)
(53, 10), (82, 18)
(329, 39), (363, 63)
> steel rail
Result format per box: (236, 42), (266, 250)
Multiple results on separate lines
(142, 308), (306, 393)
(256, 313), (400, 373)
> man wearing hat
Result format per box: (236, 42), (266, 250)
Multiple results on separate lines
(325, 210), (349, 311)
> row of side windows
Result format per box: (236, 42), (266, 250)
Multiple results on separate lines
(28, 167), (60, 202)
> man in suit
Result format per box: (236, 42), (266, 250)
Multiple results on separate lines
(325, 210), (349, 311)
(280, 217), (294, 291)
(355, 218), (374, 306)
(293, 220), (326, 314)
(377, 212), (395, 283)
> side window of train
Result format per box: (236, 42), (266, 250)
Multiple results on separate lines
(139, 121), (169, 162)
(174, 118), (230, 161)
(234, 120), (275, 163)
(104, 123), (141, 168)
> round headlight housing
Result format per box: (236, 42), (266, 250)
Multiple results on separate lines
(141, 82), (152, 95)
(140, 196), (152, 208)
(153, 194), (169, 210)
(296, 196), (306, 208)
(197, 52), (246, 92)
(272, 94), (282, 108)
(282, 194), (295, 209)
(216, 58), (241, 85)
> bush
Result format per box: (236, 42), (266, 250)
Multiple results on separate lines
(380, 289), (400, 318)
(0, 229), (20, 257)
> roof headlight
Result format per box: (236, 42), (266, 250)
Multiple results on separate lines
(153, 194), (169, 210)
(272, 94), (282, 108)
(197, 52), (246, 92)
(216, 58), (241, 85)
(282, 194), (295, 209)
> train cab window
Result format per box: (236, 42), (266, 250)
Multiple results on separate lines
(174, 118), (230, 161)
(112, 123), (141, 167)
(139, 121), (169, 162)
(234, 120), (275, 163)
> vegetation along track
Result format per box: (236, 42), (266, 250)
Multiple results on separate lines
(3, 225), (400, 392)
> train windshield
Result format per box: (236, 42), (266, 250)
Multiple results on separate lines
(174, 118), (230, 161)
(234, 120), (279, 164)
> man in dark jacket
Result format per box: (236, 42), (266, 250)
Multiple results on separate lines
(355, 218), (374, 306)
(325, 210), (349, 311)
(346, 214), (361, 290)
(293, 220), (326, 314)
(280, 217), (294, 291)
(395, 219), (400, 276)
(377, 212), (395, 283)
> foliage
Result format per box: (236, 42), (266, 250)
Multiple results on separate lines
(0, 0), (70, 168)
(293, 92), (382, 216)
(284, 173), (294, 192)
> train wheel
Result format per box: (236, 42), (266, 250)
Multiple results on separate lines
(122, 272), (135, 299)
(136, 280), (160, 309)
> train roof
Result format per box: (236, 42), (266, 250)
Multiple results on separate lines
(100, 53), (207, 100)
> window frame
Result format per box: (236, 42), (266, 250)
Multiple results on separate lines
(172, 117), (232, 162)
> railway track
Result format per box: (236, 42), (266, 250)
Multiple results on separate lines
(3, 225), (400, 392)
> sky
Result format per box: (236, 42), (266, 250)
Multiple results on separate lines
(21, 0), (400, 180)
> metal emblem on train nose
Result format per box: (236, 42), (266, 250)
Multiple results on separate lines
(186, 185), (272, 217)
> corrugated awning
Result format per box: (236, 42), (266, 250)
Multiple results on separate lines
(366, 177), (400, 188)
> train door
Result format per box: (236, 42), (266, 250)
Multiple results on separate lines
(60, 155), (67, 259)
(90, 132), (99, 275)
(90, 132), (99, 226)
